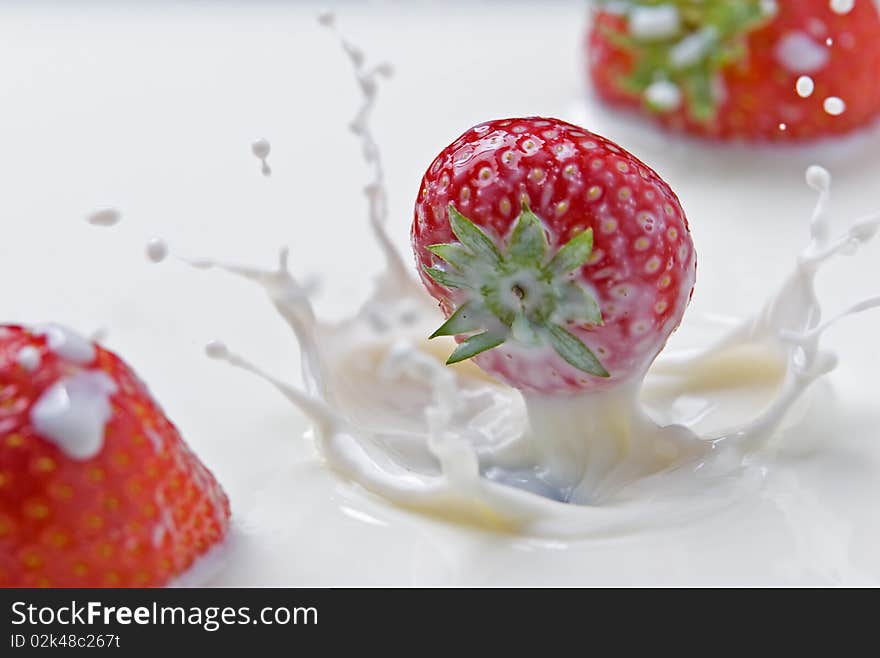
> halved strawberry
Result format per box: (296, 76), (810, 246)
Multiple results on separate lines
(587, 0), (880, 140)
(0, 324), (229, 587)
(412, 117), (696, 395)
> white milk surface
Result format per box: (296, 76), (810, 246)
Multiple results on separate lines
(1, 1), (879, 585)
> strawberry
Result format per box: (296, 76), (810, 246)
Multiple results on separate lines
(412, 117), (696, 395)
(0, 324), (229, 587)
(587, 0), (880, 140)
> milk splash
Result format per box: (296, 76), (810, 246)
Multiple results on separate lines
(96, 15), (880, 538)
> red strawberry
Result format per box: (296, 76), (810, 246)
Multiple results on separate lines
(412, 117), (696, 395)
(0, 324), (229, 587)
(587, 0), (880, 140)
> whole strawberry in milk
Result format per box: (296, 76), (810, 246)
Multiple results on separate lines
(587, 0), (880, 140)
(412, 117), (696, 395)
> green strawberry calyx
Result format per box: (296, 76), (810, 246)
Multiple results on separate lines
(423, 201), (610, 378)
(597, 0), (776, 122)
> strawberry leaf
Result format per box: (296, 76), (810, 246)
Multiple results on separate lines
(507, 201), (549, 267)
(427, 243), (474, 272)
(548, 228), (593, 277)
(448, 204), (502, 267)
(429, 302), (483, 338)
(683, 64), (715, 122)
(446, 331), (505, 365)
(558, 282), (603, 325)
(422, 265), (470, 290)
(546, 324), (609, 378)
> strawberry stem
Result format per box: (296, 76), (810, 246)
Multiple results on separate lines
(596, 0), (774, 122)
(424, 203), (609, 378)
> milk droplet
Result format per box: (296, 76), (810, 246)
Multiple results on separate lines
(644, 80), (682, 111)
(778, 123), (788, 131)
(760, 0), (779, 16)
(251, 138), (272, 177)
(374, 62), (394, 78)
(205, 340), (229, 359)
(16, 346), (41, 372)
(760, 0), (778, 16)
(317, 10), (335, 27)
(29, 370), (118, 460)
(251, 138), (270, 159)
(628, 5), (680, 41)
(33, 324), (95, 364)
(830, 0), (855, 15)
(796, 75), (815, 98)
(86, 207), (122, 227)
(775, 32), (829, 74)
(806, 165), (831, 192)
(146, 238), (169, 263)
(823, 96), (846, 116)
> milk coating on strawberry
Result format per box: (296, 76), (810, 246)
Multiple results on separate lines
(412, 117), (696, 395)
(0, 325), (230, 587)
(587, 0), (880, 140)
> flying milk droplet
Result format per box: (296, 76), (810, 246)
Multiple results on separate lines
(806, 165), (831, 192)
(146, 238), (169, 263)
(86, 207), (122, 227)
(823, 97), (846, 116)
(205, 340), (229, 360)
(796, 76), (815, 98)
(251, 138), (272, 177)
(317, 10), (335, 27)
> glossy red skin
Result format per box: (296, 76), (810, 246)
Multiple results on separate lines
(588, 1), (880, 141)
(0, 326), (229, 587)
(413, 118), (696, 395)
